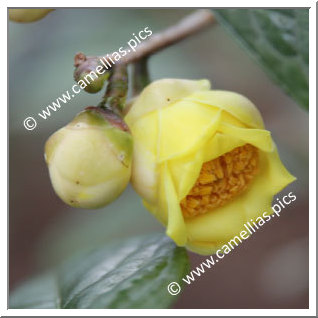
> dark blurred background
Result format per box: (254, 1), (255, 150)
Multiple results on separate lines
(9, 8), (309, 309)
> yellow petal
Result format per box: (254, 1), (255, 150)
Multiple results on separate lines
(126, 79), (210, 125)
(160, 162), (187, 245)
(157, 102), (222, 161)
(185, 90), (264, 129)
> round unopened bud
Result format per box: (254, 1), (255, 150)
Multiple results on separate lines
(9, 9), (53, 23)
(74, 57), (109, 94)
(78, 73), (108, 93)
(45, 107), (133, 209)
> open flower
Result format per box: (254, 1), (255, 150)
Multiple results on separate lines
(45, 107), (133, 209)
(125, 79), (296, 255)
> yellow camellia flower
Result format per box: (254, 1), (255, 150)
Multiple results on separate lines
(45, 107), (133, 209)
(125, 79), (296, 255)
(9, 9), (53, 23)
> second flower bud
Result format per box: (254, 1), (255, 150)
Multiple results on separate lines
(45, 107), (133, 209)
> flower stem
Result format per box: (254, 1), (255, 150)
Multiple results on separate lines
(132, 57), (150, 97)
(98, 64), (128, 116)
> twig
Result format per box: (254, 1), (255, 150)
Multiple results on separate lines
(74, 9), (215, 67)
(77, 9), (215, 118)
(118, 9), (215, 64)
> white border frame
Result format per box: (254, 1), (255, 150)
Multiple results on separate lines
(3, 1), (316, 316)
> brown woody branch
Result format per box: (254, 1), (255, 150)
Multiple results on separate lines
(74, 9), (215, 68)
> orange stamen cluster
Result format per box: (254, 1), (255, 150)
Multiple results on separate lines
(180, 144), (259, 218)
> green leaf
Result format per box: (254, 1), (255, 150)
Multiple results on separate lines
(10, 234), (189, 309)
(213, 9), (309, 110)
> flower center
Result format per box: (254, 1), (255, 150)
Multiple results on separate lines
(180, 144), (259, 218)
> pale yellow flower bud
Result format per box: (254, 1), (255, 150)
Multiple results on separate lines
(45, 107), (133, 209)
